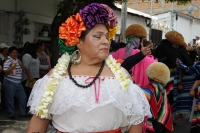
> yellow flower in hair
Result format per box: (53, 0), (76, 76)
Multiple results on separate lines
(108, 26), (118, 41)
(35, 53), (70, 119)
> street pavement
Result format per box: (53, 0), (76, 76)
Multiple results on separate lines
(0, 107), (192, 133)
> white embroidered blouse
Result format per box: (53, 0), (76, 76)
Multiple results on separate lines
(28, 75), (151, 132)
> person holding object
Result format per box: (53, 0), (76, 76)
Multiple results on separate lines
(26, 3), (151, 133)
(112, 24), (157, 87)
(3, 46), (27, 119)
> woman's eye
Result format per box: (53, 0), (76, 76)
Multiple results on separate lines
(93, 35), (101, 39)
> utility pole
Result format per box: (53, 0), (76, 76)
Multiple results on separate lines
(170, 0), (174, 30)
(120, 0), (127, 42)
(149, 0), (153, 41)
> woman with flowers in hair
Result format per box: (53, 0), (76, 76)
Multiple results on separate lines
(26, 3), (151, 133)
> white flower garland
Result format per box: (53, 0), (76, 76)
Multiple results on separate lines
(35, 53), (70, 118)
(35, 54), (131, 118)
(106, 55), (131, 91)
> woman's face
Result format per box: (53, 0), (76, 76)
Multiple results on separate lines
(77, 24), (110, 61)
(9, 50), (18, 60)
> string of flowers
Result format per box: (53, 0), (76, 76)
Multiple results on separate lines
(106, 55), (131, 90)
(35, 3), (122, 119)
(35, 54), (131, 118)
(35, 53), (70, 118)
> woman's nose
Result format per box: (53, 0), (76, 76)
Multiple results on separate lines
(102, 36), (109, 44)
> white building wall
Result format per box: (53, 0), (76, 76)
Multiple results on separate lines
(0, 0), (58, 47)
(114, 9), (149, 40)
(174, 16), (200, 44)
(154, 12), (200, 45)
(0, 0), (149, 47)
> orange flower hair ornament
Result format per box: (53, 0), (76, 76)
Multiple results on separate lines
(58, 3), (118, 52)
(59, 13), (86, 46)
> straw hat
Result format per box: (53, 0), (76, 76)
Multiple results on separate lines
(125, 24), (147, 38)
(165, 31), (185, 46)
(146, 62), (170, 84)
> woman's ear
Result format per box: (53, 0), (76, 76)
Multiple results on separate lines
(76, 40), (82, 49)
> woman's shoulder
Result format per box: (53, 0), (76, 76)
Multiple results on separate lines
(23, 53), (31, 58)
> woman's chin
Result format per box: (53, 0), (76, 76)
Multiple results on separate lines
(99, 54), (109, 60)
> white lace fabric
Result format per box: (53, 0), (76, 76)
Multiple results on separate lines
(28, 75), (152, 131)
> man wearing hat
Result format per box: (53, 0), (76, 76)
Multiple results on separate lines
(154, 31), (195, 120)
(0, 43), (10, 61)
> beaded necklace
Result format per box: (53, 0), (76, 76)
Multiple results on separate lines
(68, 61), (105, 88)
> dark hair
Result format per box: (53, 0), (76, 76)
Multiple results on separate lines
(119, 42), (126, 48)
(8, 46), (18, 54)
(110, 40), (120, 53)
(36, 41), (44, 47)
(26, 43), (38, 59)
(23, 41), (30, 54)
(23, 41), (30, 48)
(79, 28), (92, 41)
(0, 47), (8, 53)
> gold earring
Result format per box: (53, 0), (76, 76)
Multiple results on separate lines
(70, 50), (81, 64)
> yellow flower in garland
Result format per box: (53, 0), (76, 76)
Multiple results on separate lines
(36, 54), (130, 119)
(35, 52), (70, 119)
(106, 55), (131, 91)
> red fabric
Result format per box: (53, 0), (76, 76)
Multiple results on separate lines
(145, 83), (173, 132)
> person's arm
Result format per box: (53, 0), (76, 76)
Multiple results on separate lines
(18, 60), (24, 72)
(26, 115), (50, 133)
(121, 43), (152, 71)
(46, 55), (51, 70)
(0, 66), (2, 72)
(39, 64), (49, 70)
(190, 80), (200, 97)
(22, 54), (35, 81)
(178, 59), (200, 76)
(3, 60), (17, 75)
(128, 123), (143, 133)
(121, 52), (145, 71)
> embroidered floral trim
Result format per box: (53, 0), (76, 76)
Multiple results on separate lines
(35, 54), (130, 118)
(35, 53), (70, 118)
(106, 55), (131, 90)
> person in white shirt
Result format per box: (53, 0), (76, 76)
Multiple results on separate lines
(26, 3), (151, 133)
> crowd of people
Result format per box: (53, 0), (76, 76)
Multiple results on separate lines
(0, 41), (52, 119)
(0, 2), (200, 133)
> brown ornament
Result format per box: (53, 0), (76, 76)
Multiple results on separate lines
(177, 69), (184, 92)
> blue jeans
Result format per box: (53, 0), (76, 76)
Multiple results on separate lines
(3, 79), (26, 117)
